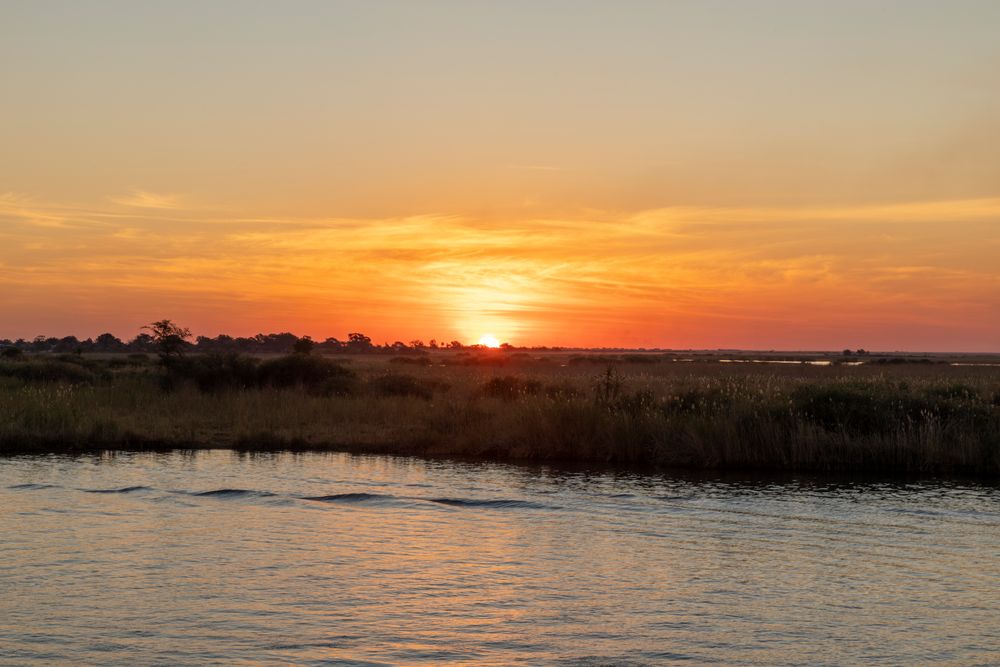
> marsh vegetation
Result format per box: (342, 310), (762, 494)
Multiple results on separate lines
(1, 350), (998, 474)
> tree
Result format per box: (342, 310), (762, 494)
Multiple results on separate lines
(347, 332), (372, 352)
(95, 333), (125, 351)
(143, 319), (192, 359)
(293, 337), (315, 355)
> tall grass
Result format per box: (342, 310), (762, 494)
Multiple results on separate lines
(0, 353), (997, 474)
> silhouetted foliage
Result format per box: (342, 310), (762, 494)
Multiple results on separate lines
(256, 355), (358, 395)
(144, 320), (192, 359)
(368, 373), (434, 400)
(592, 367), (625, 407)
(347, 332), (373, 352)
(293, 337), (315, 355)
(480, 375), (542, 400)
(0, 359), (97, 384)
(163, 353), (261, 393)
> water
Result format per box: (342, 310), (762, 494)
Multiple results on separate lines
(2, 452), (998, 665)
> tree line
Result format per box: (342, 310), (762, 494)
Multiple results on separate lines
(0, 320), (520, 356)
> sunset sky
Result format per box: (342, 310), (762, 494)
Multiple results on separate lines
(2, 1), (999, 350)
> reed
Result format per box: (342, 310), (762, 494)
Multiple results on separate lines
(1, 353), (998, 474)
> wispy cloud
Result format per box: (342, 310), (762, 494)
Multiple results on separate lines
(109, 190), (183, 210)
(1, 195), (998, 348)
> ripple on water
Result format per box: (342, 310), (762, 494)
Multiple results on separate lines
(301, 492), (397, 503)
(80, 485), (152, 494)
(190, 488), (277, 498)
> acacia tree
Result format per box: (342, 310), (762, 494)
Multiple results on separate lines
(143, 320), (192, 359)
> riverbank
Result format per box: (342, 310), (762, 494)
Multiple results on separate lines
(2, 352), (998, 474)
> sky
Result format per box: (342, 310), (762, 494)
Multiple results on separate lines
(2, 0), (999, 350)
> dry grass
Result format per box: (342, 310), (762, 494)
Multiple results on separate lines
(1, 352), (998, 474)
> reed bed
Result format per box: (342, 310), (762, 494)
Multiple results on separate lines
(1, 353), (998, 474)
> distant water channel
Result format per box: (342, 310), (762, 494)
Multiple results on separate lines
(2, 451), (998, 665)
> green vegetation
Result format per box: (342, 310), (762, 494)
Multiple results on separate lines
(1, 351), (998, 475)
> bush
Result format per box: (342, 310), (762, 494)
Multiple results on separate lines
(256, 355), (358, 394)
(1, 347), (24, 359)
(480, 375), (542, 400)
(368, 373), (434, 399)
(164, 353), (260, 393)
(0, 360), (96, 384)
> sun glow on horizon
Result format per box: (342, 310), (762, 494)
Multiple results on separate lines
(478, 334), (501, 348)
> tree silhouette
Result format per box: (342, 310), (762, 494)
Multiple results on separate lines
(143, 320), (192, 359)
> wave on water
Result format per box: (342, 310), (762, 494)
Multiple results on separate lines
(301, 493), (554, 509)
(192, 488), (276, 498)
(81, 485), (151, 494)
(426, 497), (552, 509)
(301, 492), (395, 503)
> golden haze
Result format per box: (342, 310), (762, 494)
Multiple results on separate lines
(1, 192), (997, 350)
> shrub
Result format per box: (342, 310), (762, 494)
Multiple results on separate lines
(481, 375), (542, 400)
(592, 367), (624, 406)
(0, 360), (96, 384)
(368, 373), (434, 399)
(256, 354), (358, 395)
(1, 347), (24, 360)
(164, 353), (260, 393)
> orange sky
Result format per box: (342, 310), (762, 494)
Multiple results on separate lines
(2, 2), (999, 350)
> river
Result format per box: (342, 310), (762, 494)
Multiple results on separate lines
(2, 451), (998, 665)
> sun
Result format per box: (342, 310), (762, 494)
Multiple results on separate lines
(478, 334), (501, 348)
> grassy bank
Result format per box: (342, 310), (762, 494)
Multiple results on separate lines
(1, 352), (999, 474)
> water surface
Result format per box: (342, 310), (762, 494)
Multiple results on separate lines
(2, 451), (998, 665)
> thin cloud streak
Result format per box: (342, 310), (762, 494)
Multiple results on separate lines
(1, 195), (998, 349)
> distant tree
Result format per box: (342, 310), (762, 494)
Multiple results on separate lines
(143, 319), (192, 359)
(448, 340), (463, 349)
(429, 339), (438, 349)
(293, 337), (315, 355)
(95, 333), (125, 352)
(347, 332), (372, 352)
(842, 349), (852, 356)
(318, 337), (344, 353)
(409, 339), (424, 349)
(54, 336), (81, 353)
(129, 333), (156, 352)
